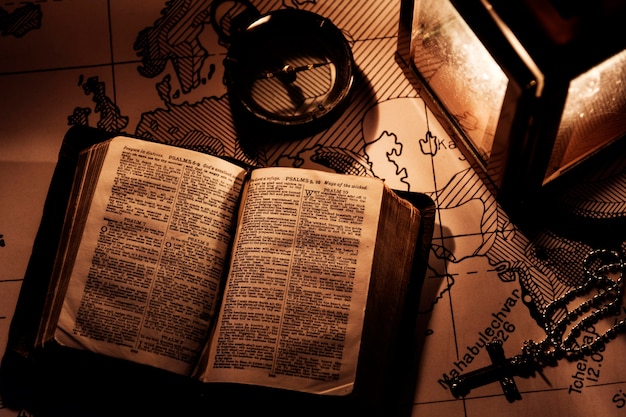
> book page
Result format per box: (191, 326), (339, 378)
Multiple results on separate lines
(200, 167), (384, 395)
(54, 137), (247, 376)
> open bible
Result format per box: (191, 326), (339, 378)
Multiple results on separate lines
(1, 127), (435, 416)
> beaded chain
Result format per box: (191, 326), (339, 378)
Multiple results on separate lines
(522, 248), (625, 368)
(448, 248), (625, 401)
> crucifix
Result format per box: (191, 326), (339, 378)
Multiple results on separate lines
(447, 340), (531, 402)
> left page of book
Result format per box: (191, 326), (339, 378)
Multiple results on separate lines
(51, 136), (248, 376)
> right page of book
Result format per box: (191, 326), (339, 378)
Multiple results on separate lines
(198, 167), (384, 395)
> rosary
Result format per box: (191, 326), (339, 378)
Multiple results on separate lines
(446, 248), (625, 402)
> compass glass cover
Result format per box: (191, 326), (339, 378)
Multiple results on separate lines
(225, 10), (353, 127)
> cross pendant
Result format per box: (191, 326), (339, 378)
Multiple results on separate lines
(446, 340), (533, 403)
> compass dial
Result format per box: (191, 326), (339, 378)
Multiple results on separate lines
(224, 8), (354, 136)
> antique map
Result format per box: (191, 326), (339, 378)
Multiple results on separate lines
(1, 1), (625, 416)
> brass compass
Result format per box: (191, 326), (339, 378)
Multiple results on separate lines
(218, 5), (355, 140)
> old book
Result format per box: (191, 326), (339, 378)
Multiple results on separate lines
(1, 127), (434, 417)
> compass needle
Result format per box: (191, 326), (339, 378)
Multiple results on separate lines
(260, 62), (331, 81)
(293, 62), (331, 72)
